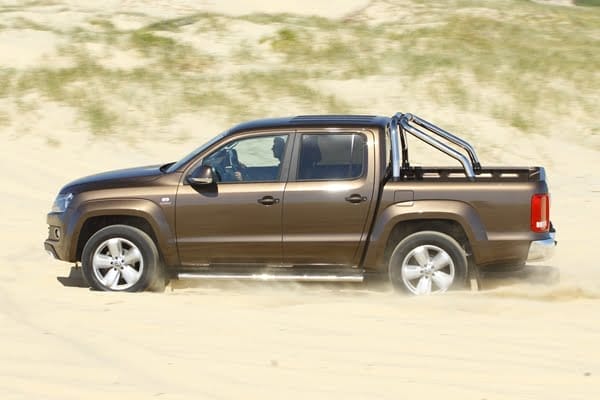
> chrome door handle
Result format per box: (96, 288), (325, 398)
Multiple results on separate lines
(345, 194), (367, 204)
(257, 196), (280, 206)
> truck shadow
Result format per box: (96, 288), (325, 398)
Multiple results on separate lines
(57, 264), (561, 293)
(168, 265), (562, 294)
(56, 266), (88, 288)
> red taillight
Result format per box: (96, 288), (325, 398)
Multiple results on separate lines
(531, 193), (550, 233)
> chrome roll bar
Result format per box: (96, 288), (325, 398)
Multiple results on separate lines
(388, 112), (482, 181)
(389, 114), (402, 179)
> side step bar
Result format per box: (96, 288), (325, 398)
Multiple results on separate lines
(177, 271), (364, 283)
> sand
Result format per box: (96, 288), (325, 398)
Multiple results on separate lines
(1, 0), (599, 399)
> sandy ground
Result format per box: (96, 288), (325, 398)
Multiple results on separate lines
(1, 0), (600, 399)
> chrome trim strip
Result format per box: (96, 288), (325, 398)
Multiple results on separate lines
(178, 272), (364, 282)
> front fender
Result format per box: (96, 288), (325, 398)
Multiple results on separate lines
(66, 198), (178, 266)
(363, 200), (487, 269)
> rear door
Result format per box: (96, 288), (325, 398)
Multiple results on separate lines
(282, 128), (376, 266)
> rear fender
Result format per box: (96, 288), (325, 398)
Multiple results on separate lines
(363, 200), (487, 269)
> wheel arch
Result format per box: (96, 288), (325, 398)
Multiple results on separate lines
(77, 215), (157, 260)
(383, 219), (470, 269)
(68, 199), (179, 267)
(362, 200), (486, 270)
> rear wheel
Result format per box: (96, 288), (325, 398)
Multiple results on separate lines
(81, 225), (164, 292)
(389, 231), (467, 295)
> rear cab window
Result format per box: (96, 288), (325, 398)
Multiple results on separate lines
(296, 133), (368, 181)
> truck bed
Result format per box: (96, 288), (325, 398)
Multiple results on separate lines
(362, 165), (550, 271)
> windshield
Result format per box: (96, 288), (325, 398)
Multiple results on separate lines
(165, 130), (229, 173)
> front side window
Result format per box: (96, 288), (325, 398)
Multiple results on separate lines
(297, 133), (367, 181)
(202, 134), (288, 183)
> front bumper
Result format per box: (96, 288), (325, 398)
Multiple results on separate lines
(44, 212), (73, 262)
(527, 232), (556, 262)
(45, 241), (59, 259)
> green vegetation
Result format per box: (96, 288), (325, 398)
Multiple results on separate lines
(46, 136), (61, 147)
(259, 25), (380, 79)
(129, 30), (213, 71)
(575, 0), (600, 6)
(11, 17), (56, 32)
(14, 60), (115, 134)
(88, 18), (116, 31)
(0, 0), (598, 140)
(382, 10), (600, 129)
(0, 69), (14, 98)
(236, 70), (349, 115)
(82, 101), (117, 134)
(142, 13), (227, 32)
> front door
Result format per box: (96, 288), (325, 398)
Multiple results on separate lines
(175, 132), (291, 266)
(282, 130), (376, 266)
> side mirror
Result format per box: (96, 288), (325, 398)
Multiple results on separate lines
(187, 165), (215, 185)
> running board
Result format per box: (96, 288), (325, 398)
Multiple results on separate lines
(177, 271), (365, 283)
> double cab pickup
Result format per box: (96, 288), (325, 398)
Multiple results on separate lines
(45, 113), (556, 294)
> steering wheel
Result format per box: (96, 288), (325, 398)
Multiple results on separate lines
(210, 148), (244, 181)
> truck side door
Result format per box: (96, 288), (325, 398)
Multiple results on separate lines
(175, 131), (292, 266)
(282, 128), (377, 267)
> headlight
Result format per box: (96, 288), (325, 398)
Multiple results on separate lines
(51, 193), (74, 213)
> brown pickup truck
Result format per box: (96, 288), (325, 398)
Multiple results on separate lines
(45, 113), (556, 294)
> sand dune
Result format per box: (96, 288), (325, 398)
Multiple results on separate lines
(1, 0), (599, 399)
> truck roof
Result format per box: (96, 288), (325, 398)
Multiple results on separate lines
(228, 115), (390, 135)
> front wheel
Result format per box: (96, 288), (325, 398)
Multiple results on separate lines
(389, 231), (467, 295)
(81, 225), (164, 292)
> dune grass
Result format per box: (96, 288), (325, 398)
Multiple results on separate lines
(382, 9), (599, 129)
(259, 26), (380, 79)
(575, 0), (600, 6)
(0, 69), (14, 98)
(0, 0), (598, 140)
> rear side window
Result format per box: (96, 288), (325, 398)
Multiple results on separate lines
(297, 133), (367, 181)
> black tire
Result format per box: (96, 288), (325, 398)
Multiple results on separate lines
(81, 225), (165, 292)
(388, 231), (467, 295)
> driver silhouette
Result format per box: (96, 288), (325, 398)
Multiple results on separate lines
(272, 136), (285, 163)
